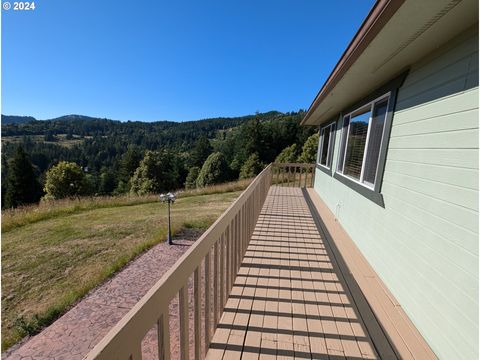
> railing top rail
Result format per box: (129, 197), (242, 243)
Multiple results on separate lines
(85, 163), (273, 359)
(272, 162), (315, 167)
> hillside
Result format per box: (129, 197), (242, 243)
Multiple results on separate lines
(1, 115), (37, 125)
(1, 110), (317, 211)
(1, 182), (248, 350)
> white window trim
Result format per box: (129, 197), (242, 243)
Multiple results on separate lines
(335, 92), (391, 190)
(318, 121), (335, 170)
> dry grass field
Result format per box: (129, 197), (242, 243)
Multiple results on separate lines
(1, 181), (250, 350)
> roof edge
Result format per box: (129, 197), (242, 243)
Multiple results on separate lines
(301, 0), (406, 125)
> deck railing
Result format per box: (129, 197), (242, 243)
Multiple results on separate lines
(85, 163), (314, 360)
(272, 162), (315, 188)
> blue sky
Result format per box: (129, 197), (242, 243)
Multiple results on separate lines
(2, 0), (374, 122)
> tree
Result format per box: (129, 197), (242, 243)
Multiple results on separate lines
(44, 130), (56, 142)
(43, 161), (87, 199)
(196, 152), (229, 187)
(99, 169), (116, 195)
(239, 153), (264, 179)
(275, 144), (299, 163)
(66, 129), (74, 140)
(185, 166), (200, 189)
(130, 150), (179, 195)
(119, 146), (143, 182)
(298, 133), (319, 163)
(4, 147), (42, 208)
(231, 117), (265, 173)
(190, 136), (213, 167)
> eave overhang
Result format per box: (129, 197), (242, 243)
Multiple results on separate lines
(302, 0), (478, 126)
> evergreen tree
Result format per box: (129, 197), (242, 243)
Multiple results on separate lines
(66, 129), (74, 140)
(239, 153), (264, 179)
(4, 146), (42, 208)
(298, 133), (319, 163)
(275, 144), (299, 163)
(190, 136), (213, 167)
(185, 166), (200, 189)
(130, 150), (180, 195)
(233, 117), (265, 169)
(99, 169), (117, 195)
(196, 152), (229, 187)
(120, 146), (143, 182)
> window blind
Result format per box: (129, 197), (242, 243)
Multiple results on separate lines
(343, 110), (370, 180)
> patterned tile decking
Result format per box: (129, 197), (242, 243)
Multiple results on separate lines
(206, 187), (387, 359)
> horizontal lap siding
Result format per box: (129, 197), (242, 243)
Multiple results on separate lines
(314, 28), (478, 360)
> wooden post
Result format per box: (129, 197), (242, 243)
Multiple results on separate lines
(193, 268), (201, 360)
(220, 234), (225, 309)
(213, 241), (218, 328)
(204, 253), (210, 354)
(158, 310), (170, 360)
(225, 225), (230, 298)
(179, 286), (189, 360)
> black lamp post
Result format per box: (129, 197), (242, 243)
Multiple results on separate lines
(160, 192), (176, 245)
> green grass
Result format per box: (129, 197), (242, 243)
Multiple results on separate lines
(1, 188), (246, 350)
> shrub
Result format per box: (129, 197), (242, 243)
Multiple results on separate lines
(196, 152), (229, 187)
(130, 150), (179, 195)
(239, 153), (264, 179)
(185, 166), (200, 189)
(298, 133), (319, 163)
(275, 144), (299, 163)
(43, 161), (88, 199)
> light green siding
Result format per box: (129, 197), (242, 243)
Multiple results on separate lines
(313, 29), (478, 360)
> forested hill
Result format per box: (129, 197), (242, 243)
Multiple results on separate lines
(2, 110), (318, 209)
(2, 111), (282, 136)
(1, 115), (37, 125)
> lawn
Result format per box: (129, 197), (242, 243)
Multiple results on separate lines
(1, 190), (241, 350)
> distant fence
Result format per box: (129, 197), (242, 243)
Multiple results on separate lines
(85, 163), (314, 360)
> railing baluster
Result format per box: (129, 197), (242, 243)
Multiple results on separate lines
(204, 252), (211, 354)
(226, 225), (230, 299)
(234, 214), (239, 272)
(213, 241), (218, 329)
(158, 310), (170, 360)
(179, 286), (189, 360)
(241, 204), (245, 256)
(193, 268), (201, 360)
(220, 234), (225, 310)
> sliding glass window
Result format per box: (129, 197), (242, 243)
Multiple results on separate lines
(336, 94), (390, 189)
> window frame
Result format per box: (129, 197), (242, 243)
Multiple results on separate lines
(331, 70), (409, 207)
(335, 92), (391, 190)
(316, 121), (336, 176)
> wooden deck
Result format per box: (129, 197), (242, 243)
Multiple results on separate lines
(206, 186), (393, 360)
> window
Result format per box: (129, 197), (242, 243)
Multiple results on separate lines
(317, 122), (335, 169)
(336, 94), (390, 189)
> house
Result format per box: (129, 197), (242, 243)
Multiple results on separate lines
(302, 0), (478, 359)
